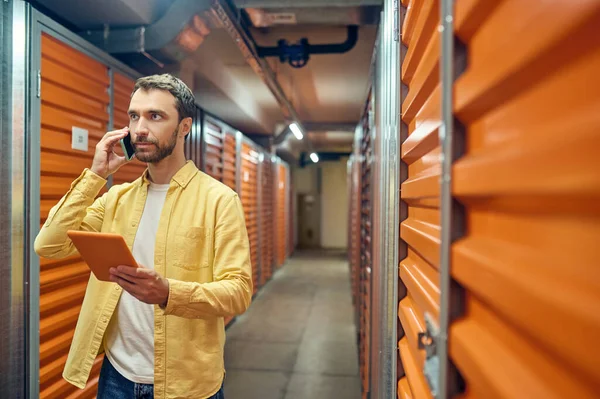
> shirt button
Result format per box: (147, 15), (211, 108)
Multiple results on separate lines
(101, 316), (108, 323)
(131, 222), (136, 227)
(114, 285), (121, 291)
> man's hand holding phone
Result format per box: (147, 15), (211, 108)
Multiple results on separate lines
(90, 127), (134, 179)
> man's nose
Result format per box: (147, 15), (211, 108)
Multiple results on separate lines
(133, 118), (150, 137)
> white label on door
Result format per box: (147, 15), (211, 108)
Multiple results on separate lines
(72, 126), (89, 152)
(244, 171), (249, 182)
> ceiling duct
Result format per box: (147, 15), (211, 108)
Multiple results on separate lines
(82, 0), (214, 69)
(235, 0), (382, 7)
(256, 25), (358, 68)
(244, 6), (380, 26)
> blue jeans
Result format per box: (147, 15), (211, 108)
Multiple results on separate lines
(97, 356), (225, 399)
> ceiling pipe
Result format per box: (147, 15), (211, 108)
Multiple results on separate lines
(256, 25), (359, 68)
(210, 0), (307, 145)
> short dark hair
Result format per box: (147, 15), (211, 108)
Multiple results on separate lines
(132, 74), (196, 121)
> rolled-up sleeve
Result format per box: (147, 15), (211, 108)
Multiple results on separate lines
(34, 169), (107, 259)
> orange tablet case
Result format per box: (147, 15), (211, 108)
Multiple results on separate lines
(67, 230), (138, 282)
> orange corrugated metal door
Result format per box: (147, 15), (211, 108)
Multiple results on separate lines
(203, 119), (224, 181)
(260, 156), (274, 284)
(448, 2), (600, 398)
(222, 132), (237, 191)
(241, 142), (259, 294)
(39, 33), (107, 399)
(348, 156), (361, 309)
(276, 163), (287, 267)
(398, 0), (441, 396)
(287, 175), (294, 257)
(112, 73), (148, 185)
(359, 115), (373, 399)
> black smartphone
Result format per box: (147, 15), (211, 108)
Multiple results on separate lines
(120, 131), (135, 161)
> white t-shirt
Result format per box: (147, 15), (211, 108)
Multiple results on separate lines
(104, 182), (170, 384)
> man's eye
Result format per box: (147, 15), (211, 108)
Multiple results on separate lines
(129, 114), (138, 121)
(152, 113), (162, 120)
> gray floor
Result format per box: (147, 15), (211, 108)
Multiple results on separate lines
(223, 251), (361, 399)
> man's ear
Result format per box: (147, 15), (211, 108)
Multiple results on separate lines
(180, 117), (193, 139)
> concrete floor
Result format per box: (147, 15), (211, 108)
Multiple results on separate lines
(223, 251), (361, 399)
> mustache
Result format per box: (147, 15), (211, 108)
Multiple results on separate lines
(133, 138), (158, 145)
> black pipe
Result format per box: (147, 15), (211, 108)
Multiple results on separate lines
(307, 25), (358, 55)
(256, 25), (359, 68)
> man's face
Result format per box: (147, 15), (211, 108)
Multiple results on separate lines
(127, 89), (189, 164)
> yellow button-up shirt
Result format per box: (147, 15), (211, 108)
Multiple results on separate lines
(34, 161), (253, 399)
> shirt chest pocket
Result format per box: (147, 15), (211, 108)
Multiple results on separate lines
(171, 227), (213, 271)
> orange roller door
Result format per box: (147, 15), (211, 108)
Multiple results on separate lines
(112, 73), (148, 185)
(359, 119), (373, 398)
(448, 1), (600, 398)
(222, 133), (237, 191)
(398, 0), (441, 397)
(240, 143), (259, 293)
(348, 154), (362, 309)
(276, 163), (288, 268)
(39, 33), (108, 398)
(260, 156), (274, 284)
(203, 119), (224, 181)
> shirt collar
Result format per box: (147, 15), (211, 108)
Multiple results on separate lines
(139, 160), (198, 189)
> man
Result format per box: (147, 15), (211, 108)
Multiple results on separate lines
(34, 74), (253, 399)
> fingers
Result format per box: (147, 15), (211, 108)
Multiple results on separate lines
(98, 127), (129, 150)
(113, 265), (152, 279)
(109, 268), (137, 285)
(111, 274), (142, 297)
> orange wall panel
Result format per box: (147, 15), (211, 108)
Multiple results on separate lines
(39, 33), (108, 399)
(241, 142), (259, 293)
(449, 1), (600, 397)
(276, 163), (288, 267)
(260, 157), (274, 284)
(399, 0), (440, 397)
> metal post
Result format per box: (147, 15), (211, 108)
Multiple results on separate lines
(1, 1), (28, 397)
(370, 0), (401, 397)
(201, 113), (207, 173)
(438, 0), (455, 397)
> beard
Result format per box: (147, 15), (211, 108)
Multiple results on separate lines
(134, 127), (178, 164)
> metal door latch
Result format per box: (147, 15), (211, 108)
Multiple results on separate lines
(418, 313), (440, 397)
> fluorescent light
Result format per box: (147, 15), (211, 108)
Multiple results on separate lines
(310, 152), (319, 163)
(289, 122), (303, 140)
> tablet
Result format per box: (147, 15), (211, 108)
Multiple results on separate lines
(67, 230), (138, 282)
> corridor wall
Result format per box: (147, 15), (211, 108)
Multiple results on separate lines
(258, 154), (275, 284)
(239, 137), (260, 294)
(349, 1), (600, 398)
(275, 162), (290, 268)
(38, 32), (113, 399)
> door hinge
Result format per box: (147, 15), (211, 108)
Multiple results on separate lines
(36, 70), (41, 98)
(418, 312), (440, 397)
(393, 0), (399, 42)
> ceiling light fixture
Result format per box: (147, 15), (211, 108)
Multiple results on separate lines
(310, 152), (319, 163)
(289, 122), (303, 140)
